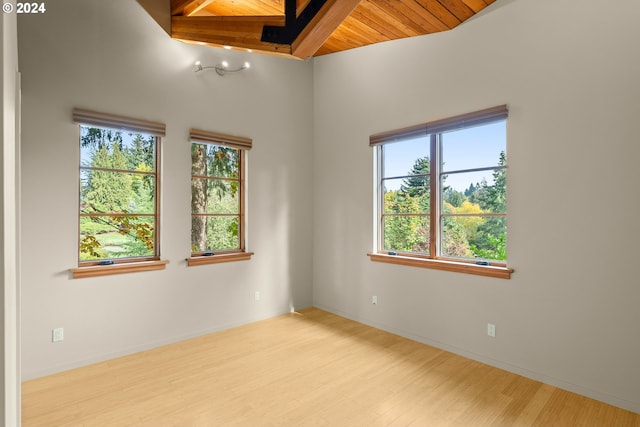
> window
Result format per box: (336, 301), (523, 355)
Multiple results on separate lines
(71, 109), (167, 278)
(369, 106), (512, 279)
(187, 129), (253, 266)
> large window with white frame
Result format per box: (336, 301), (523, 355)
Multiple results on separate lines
(369, 105), (512, 278)
(187, 129), (253, 266)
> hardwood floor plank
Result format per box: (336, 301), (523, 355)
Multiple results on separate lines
(22, 308), (640, 426)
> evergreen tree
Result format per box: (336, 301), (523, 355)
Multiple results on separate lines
(464, 183), (476, 197)
(400, 157), (429, 198)
(443, 188), (465, 207)
(79, 127), (156, 259)
(469, 151), (507, 260)
(84, 144), (132, 213)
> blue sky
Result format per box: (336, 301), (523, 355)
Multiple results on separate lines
(382, 121), (506, 192)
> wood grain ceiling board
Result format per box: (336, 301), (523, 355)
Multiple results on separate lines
(201, 0), (283, 16)
(316, 0), (493, 55)
(462, 0), (491, 13)
(197, 0), (313, 16)
(169, 0), (496, 58)
(349, 2), (416, 40)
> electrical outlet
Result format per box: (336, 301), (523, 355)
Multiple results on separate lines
(487, 323), (496, 338)
(254, 291), (260, 301)
(52, 328), (64, 342)
(372, 295), (378, 305)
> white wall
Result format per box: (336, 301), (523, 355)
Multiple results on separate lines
(18, 0), (313, 380)
(2, 7), (20, 427)
(312, 0), (640, 414)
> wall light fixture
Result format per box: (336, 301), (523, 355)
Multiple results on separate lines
(194, 60), (251, 76)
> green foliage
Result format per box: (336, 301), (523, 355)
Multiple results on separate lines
(383, 190), (429, 253)
(441, 202), (472, 258)
(466, 152), (507, 260)
(471, 233), (507, 261)
(79, 214), (155, 261)
(191, 143), (242, 252)
(80, 217), (112, 235)
(383, 151), (507, 261)
(79, 126), (156, 261)
(83, 145), (132, 213)
(80, 235), (104, 259)
(206, 216), (239, 251)
(444, 188), (465, 207)
(125, 134), (155, 171)
(80, 127), (123, 151)
(400, 157), (429, 198)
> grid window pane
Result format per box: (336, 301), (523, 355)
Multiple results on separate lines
(382, 137), (429, 179)
(441, 121), (505, 173)
(192, 143), (239, 178)
(376, 109), (507, 264)
(78, 124), (158, 263)
(207, 216), (240, 251)
(383, 215), (430, 254)
(191, 142), (244, 254)
(81, 170), (155, 215)
(80, 216), (155, 261)
(80, 128), (156, 172)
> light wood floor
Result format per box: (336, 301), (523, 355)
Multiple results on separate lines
(23, 308), (640, 427)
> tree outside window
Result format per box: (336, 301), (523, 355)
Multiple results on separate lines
(191, 143), (242, 253)
(79, 125), (159, 262)
(188, 129), (252, 262)
(373, 106), (508, 265)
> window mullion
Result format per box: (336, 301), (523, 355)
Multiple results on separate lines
(429, 134), (438, 258)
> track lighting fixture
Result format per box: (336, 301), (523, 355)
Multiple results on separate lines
(194, 60), (251, 76)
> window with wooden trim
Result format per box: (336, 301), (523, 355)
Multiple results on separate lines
(188, 129), (253, 266)
(72, 108), (166, 278)
(369, 106), (512, 278)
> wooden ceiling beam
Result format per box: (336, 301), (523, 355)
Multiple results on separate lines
(171, 15), (292, 55)
(183, 0), (216, 17)
(171, 0), (193, 16)
(291, 0), (362, 59)
(166, 0), (493, 58)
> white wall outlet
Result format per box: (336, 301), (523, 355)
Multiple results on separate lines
(372, 295), (378, 305)
(487, 323), (496, 338)
(52, 327), (64, 342)
(254, 291), (260, 301)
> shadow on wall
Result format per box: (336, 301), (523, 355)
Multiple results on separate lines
(137, 0), (171, 35)
(322, 198), (366, 316)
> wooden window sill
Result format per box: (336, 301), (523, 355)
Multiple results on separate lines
(367, 253), (513, 279)
(70, 259), (169, 279)
(187, 252), (254, 267)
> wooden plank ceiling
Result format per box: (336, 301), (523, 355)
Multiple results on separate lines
(171, 0), (496, 59)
